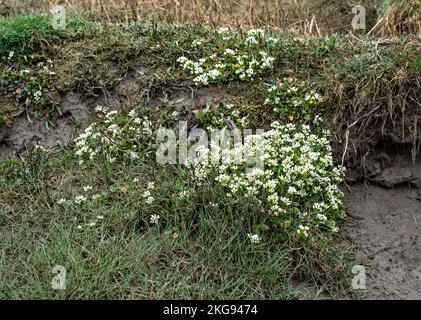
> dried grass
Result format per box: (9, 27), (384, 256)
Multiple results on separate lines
(369, 0), (421, 36)
(2, 0), (379, 34)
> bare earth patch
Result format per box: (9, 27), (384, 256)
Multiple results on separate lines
(339, 160), (421, 299)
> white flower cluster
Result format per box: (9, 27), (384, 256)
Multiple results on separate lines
(247, 233), (262, 244)
(149, 214), (160, 224)
(178, 190), (190, 199)
(61, 184), (104, 207)
(297, 225), (310, 238)
(74, 106), (154, 164)
(56, 185), (106, 230)
(33, 143), (48, 152)
(33, 90), (42, 101)
(76, 213), (105, 230)
(187, 121), (345, 239)
(177, 28), (278, 85)
(142, 182), (156, 205)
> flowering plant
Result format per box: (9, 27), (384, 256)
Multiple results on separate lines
(74, 106), (154, 165)
(264, 79), (322, 121)
(0, 59), (54, 105)
(177, 28), (279, 86)
(187, 121), (345, 242)
(196, 102), (249, 130)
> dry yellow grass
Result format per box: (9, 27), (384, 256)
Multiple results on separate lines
(369, 0), (421, 36)
(2, 0), (419, 35)
(2, 0), (380, 33)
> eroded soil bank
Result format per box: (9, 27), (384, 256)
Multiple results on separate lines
(339, 158), (421, 299)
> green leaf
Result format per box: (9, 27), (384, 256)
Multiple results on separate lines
(105, 160), (112, 177)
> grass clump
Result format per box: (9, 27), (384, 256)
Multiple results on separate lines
(0, 14), (97, 112)
(0, 14), (96, 61)
(373, 0), (421, 36)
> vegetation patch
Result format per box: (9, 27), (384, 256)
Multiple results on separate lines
(264, 79), (323, 121)
(0, 14), (96, 60)
(177, 28), (278, 85)
(186, 121), (345, 242)
(0, 1), (419, 299)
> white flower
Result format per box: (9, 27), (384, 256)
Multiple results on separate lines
(192, 39), (203, 47)
(224, 48), (235, 55)
(179, 190), (189, 199)
(209, 202), (218, 208)
(83, 185), (92, 192)
(34, 144), (47, 152)
(95, 105), (105, 113)
(75, 195), (87, 205)
(217, 27), (229, 34)
(57, 198), (66, 205)
(193, 73), (209, 85)
(247, 233), (262, 244)
(177, 56), (188, 64)
(297, 225), (310, 238)
(128, 109), (136, 117)
(246, 36), (259, 45)
(149, 214), (160, 224)
(208, 69), (221, 79)
(316, 213), (327, 223)
(33, 91), (42, 101)
(267, 37), (278, 44)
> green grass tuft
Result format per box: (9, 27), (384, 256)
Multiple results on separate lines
(0, 14), (96, 60)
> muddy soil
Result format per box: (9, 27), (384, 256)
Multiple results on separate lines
(0, 92), (104, 160)
(338, 158), (421, 299)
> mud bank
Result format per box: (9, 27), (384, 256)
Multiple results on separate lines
(0, 76), (144, 160)
(339, 158), (421, 299)
(0, 91), (102, 161)
(0, 81), (235, 161)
